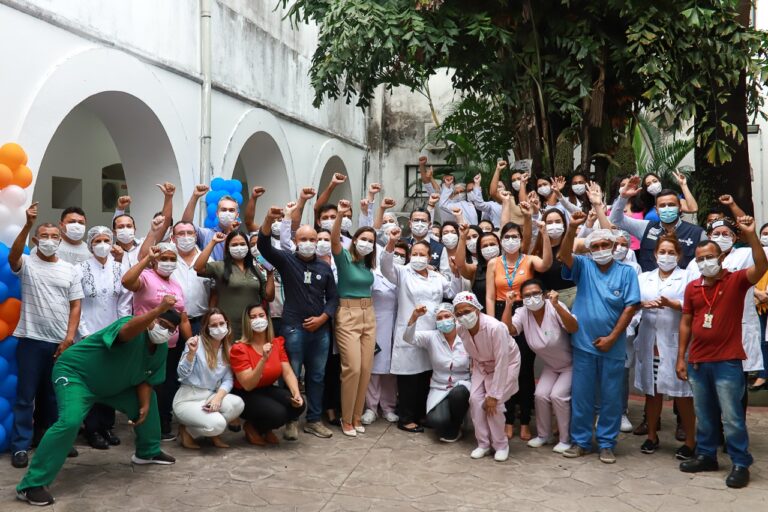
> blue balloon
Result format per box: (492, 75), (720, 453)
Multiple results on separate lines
(204, 217), (217, 229)
(0, 357), (8, 378)
(0, 263), (13, 283)
(0, 397), (11, 419)
(210, 177), (226, 191)
(0, 425), (7, 453)
(1, 411), (11, 436)
(7, 280), (20, 301)
(226, 180), (242, 194)
(206, 190), (225, 205)
(0, 243), (8, 261)
(0, 282), (8, 304)
(0, 337), (17, 361)
(0, 374), (15, 400)
(23, 245), (30, 255)
(206, 203), (218, 216)
(7, 357), (17, 376)
(232, 192), (243, 205)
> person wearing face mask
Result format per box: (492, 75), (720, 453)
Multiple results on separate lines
(633, 236), (695, 459)
(425, 172), (480, 226)
(611, 230), (641, 273)
(404, 207), (451, 278)
(559, 215), (640, 464)
(170, 221), (214, 336)
(312, 172), (353, 246)
(16, 296), (180, 506)
(329, 201), (378, 437)
(112, 184), (175, 270)
(8, 203), (85, 470)
(51, 206), (90, 264)
(452, 292), (521, 462)
(195, 230), (272, 339)
(610, 176), (706, 271)
(488, 160), (525, 226)
(230, 304), (305, 446)
(640, 172), (698, 222)
(676, 215), (768, 488)
(503, 281), (577, 453)
(257, 207), (339, 440)
(173, 309), (244, 449)
(373, 197), (401, 248)
(75, 226), (131, 450)
(454, 226), (496, 305)
(751, 222), (768, 391)
(565, 173), (589, 212)
(469, 172), (504, 228)
(122, 242), (192, 440)
(181, 185), (241, 261)
(381, 227), (461, 433)
(532, 209), (577, 308)
(403, 303), (471, 443)
(440, 221), (472, 292)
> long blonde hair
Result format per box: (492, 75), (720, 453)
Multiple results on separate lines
(200, 308), (232, 369)
(239, 303), (275, 344)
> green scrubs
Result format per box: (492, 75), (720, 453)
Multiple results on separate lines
(18, 317), (168, 491)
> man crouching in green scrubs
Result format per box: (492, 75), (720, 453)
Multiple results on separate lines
(16, 295), (181, 506)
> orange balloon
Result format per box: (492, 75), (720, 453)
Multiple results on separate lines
(11, 165), (33, 188)
(0, 299), (21, 332)
(0, 164), (11, 188)
(0, 320), (8, 341)
(0, 143), (27, 169)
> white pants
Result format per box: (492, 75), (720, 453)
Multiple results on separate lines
(172, 384), (244, 438)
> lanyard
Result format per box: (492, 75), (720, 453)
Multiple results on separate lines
(502, 252), (523, 289)
(699, 280), (722, 313)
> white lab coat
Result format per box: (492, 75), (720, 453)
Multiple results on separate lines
(381, 250), (461, 374)
(685, 247), (765, 372)
(634, 268), (692, 397)
(371, 269), (398, 374)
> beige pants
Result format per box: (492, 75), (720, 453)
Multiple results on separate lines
(558, 286), (578, 309)
(335, 298), (377, 424)
(172, 385), (244, 438)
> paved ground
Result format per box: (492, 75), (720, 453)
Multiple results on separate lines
(1, 400), (767, 512)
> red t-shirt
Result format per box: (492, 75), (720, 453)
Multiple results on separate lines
(229, 337), (289, 389)
(683, 269), (752, 363)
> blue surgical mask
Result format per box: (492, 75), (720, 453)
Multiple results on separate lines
(436, 318), (456, 334)
(658, 206), (679, 224)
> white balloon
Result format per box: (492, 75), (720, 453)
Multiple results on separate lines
(8, 206), (26, 227)
(0, 223), (21, 246)
(0, 203), (9, 223)
(0, 185), (26, 208)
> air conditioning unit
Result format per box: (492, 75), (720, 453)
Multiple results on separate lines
(423, 122), (447, 152)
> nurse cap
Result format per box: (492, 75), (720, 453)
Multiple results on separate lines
(452, 291), (483, 310)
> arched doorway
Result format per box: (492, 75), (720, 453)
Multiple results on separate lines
(231, 132), (290, 222)
(317, 156), (352, 206)
(33, 92), (181, 229)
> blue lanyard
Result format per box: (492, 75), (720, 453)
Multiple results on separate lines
(502, 252), (523, 289)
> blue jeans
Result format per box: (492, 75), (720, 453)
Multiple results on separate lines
(688, 360), (753, 467)
(281, 323), (330, 422)
(12, 338), (59, 453)
(571, 348), (624, 450)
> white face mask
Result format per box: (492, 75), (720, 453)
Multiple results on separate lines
(546, 223), (565, 238)
(66, 223), (86, 241)
(297, 241), (317, 258)
(537, 186), (552, 197)
(710, 235), (733, 253)
(209, 325), (228, 341)
(393, 254), (406, 266)
(250, 317), (269, 333)
(92, 242), (111, 259)
(466, 238), (479, 254)
(697, 257), (721, 277)
(271, 221), (282, 237)
(523, 294), (545, 311)
(250, 245), (260, 258)
(442, 233), (459, 250)
(116, 228), (135, 244)
(511, 180), (521, 191)
(656, 254), (677, 272)
(315, 240), (332, 256)
(411, 221), (429, 237)
(591, 248), (614, 265)
(456, 311), (478, 329)
(229, 245), (248, 260)
(341, 217), (353, 232)
(218, 211), (237, 226)
(156, 261), (177, 276)
(148, 323), (172, 345)
(613, 245), (629, 261)
(37, 239), (60, 257)
(410, 256), (429, 271)
(646, 182), (662, 196)
(761, 235), (768, 247)
(320, 219), (335, 231)
(356, 239), (374, 256)
(502, 237), (521, 254)
(571, 184), (586, 196)
(175, 236), (197, 253)
(481, 245), (500, 260)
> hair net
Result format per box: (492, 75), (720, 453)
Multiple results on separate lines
(611, 229), (631, 243)
(436, 302), (454, 315)
(452, 291), (483, 310)
(585, 228), (616, 249)
(706, 218), (737, 235)
(87, 226), (113, 247)
(156, 242), (178, 256)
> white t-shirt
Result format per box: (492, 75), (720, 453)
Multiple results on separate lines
(13, 254), (84, 343)
(56, 239), (91, 265)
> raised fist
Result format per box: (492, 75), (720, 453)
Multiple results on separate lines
(193, 184), (210, 198)
(117, 196), (132, 210)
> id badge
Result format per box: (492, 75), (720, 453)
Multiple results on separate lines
(304, 271), (312, 284)
(702, 313), (713, 329)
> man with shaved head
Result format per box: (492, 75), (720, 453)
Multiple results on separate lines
(258, 204), (339, 440)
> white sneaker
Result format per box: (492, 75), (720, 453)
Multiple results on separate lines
(361, 409), (377, 425)
(383, 411), (399, 423)
(494, 446), (509, 462)
(552, 442), (572, 454)
(620, 415), (633, 433)
(470, 447), (491, 459)
(527, 436), (554, 448)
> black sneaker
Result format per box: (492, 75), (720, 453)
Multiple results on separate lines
(680, 455), (719, 473)
(675, 444), (695, 461)
(103, 430), (121, 446)
(160, 431), (177, 442)
(16, 486), (54, 506)
(86, 432), (109, 450)
(726, 465), (750, 489)
(11, 451), (28, 468)
(131, 451), (176, 465)
(67, 446), (78, 458)
(640, 438), (659, 454)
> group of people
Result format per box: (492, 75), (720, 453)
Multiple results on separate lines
(8, 156), (767, 506)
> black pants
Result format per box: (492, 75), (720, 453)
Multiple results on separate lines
(495, 300), (535, 426)
(83, 403), (116, 436)
(426, 386), (470, 439)
(323, 348), (341, 414)
(234, 386), (305, 434)
(397, 371), (431, 426)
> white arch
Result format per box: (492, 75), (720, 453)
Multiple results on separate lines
(15, 47), (193, 227)
(310, 138), (362, 208)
